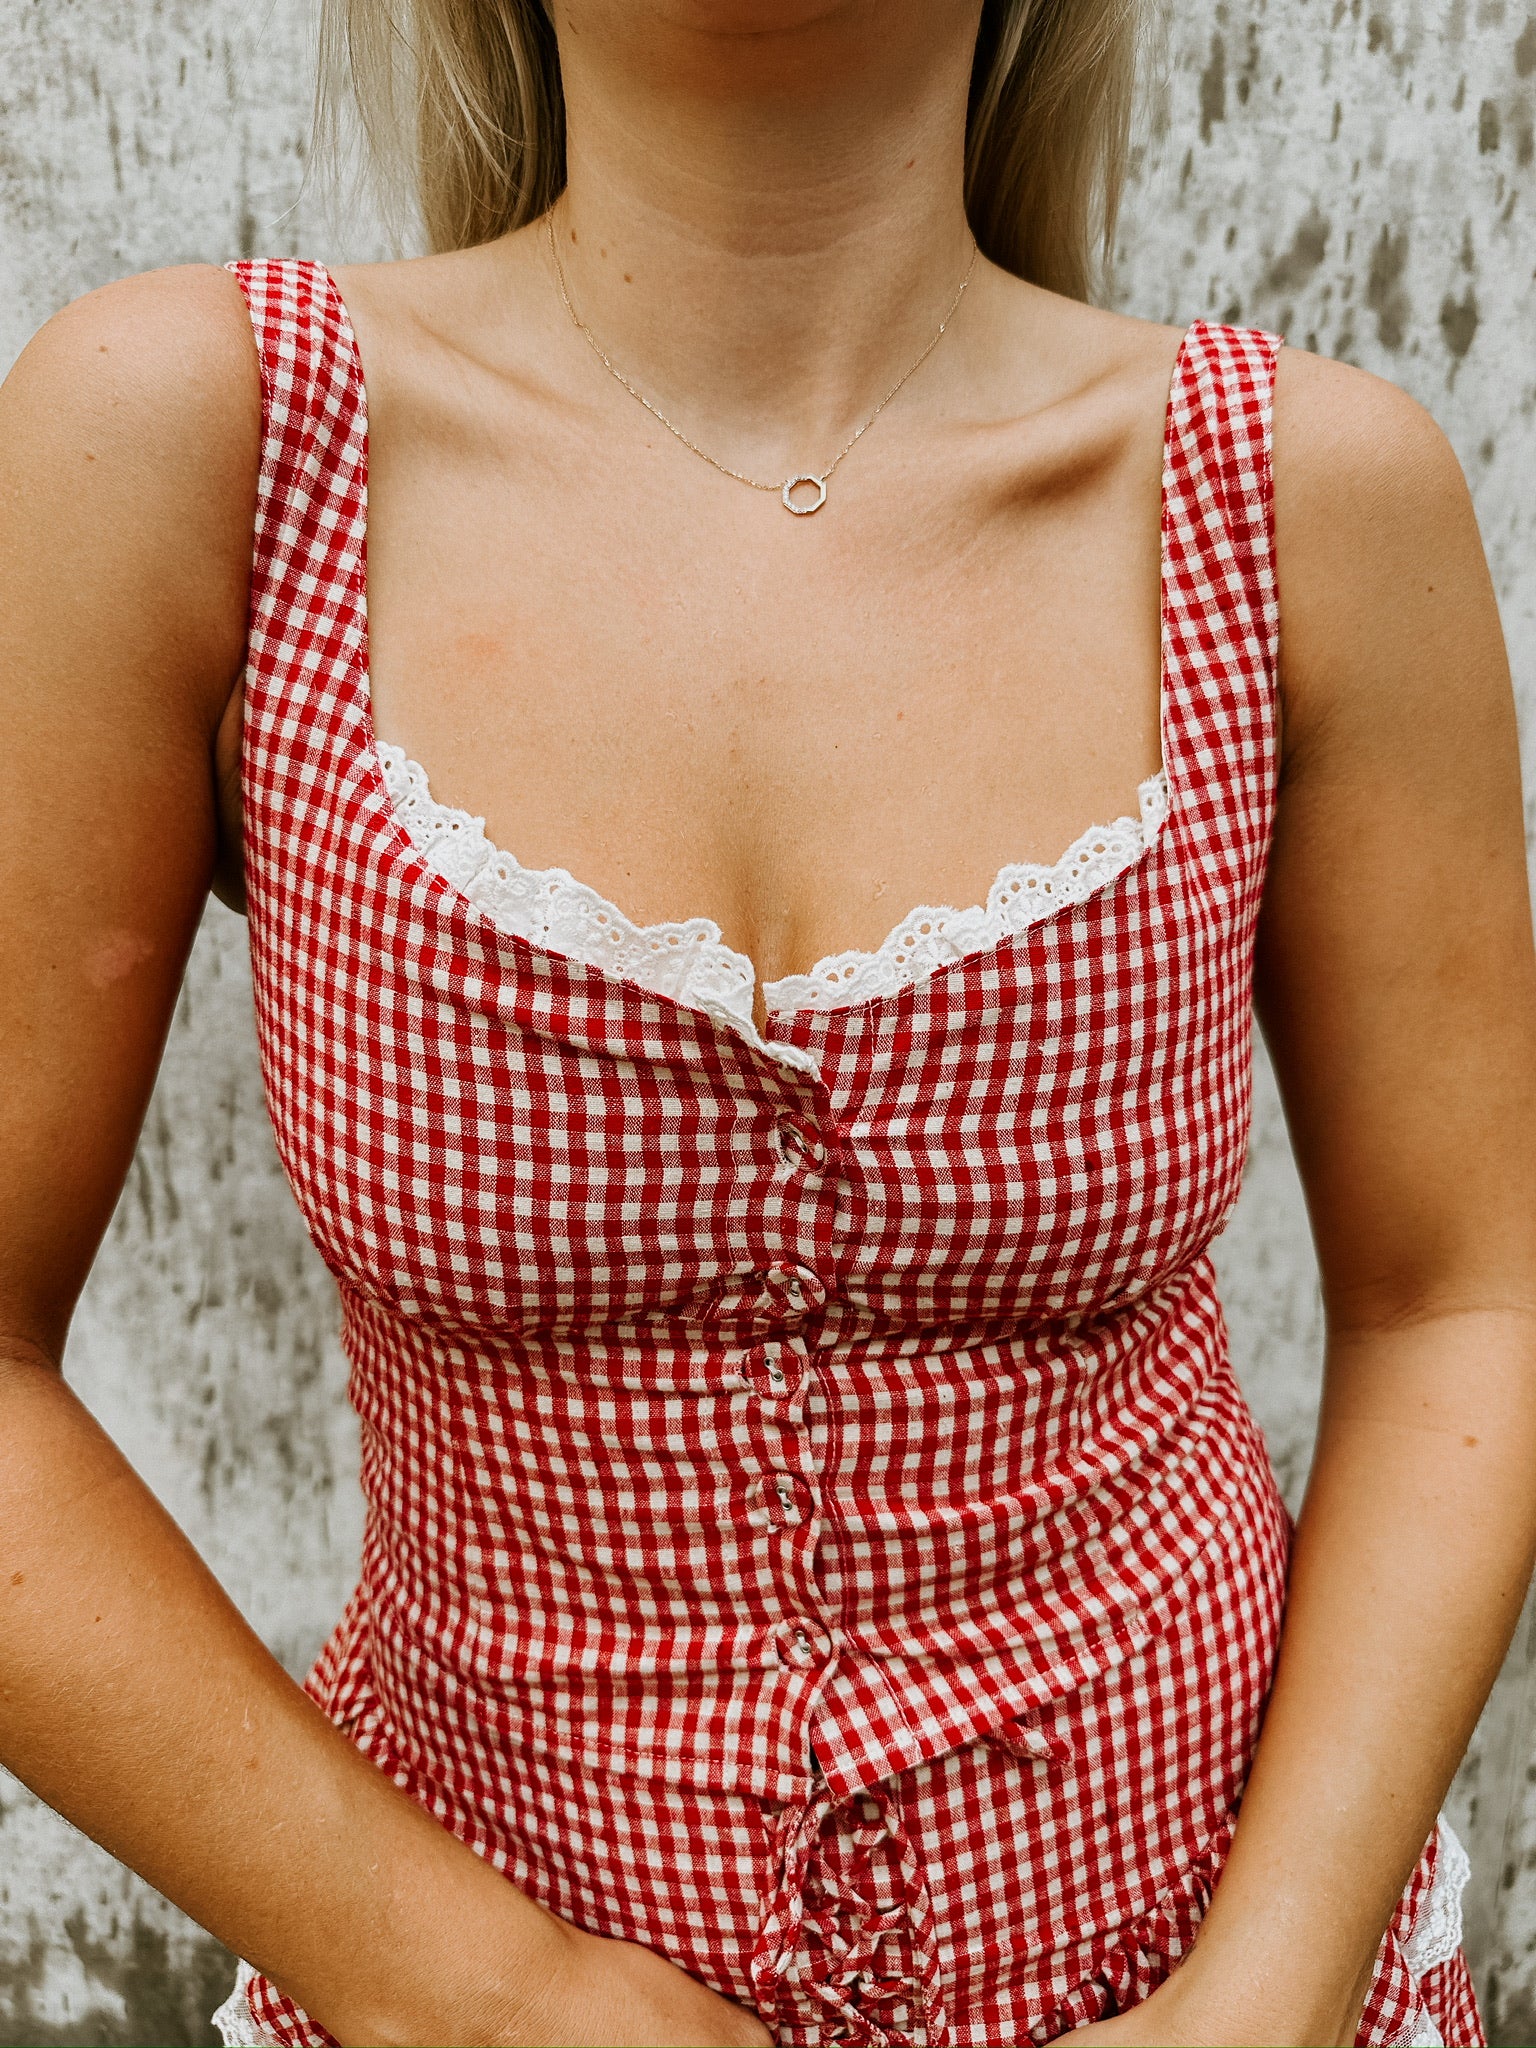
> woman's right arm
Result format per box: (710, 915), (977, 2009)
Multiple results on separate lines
(0, 267), (768, 2048)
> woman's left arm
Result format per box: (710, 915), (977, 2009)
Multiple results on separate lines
(1079, 346), (1536, 2047)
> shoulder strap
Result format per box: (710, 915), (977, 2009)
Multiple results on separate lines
(1160, 320), (1283, 900)
(226, 258), (372, 907)
(227, 258), (368, 668)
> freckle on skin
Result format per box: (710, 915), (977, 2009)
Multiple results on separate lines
(88, 930), (155, 988)
(1465, 1434), (1480, 1446)
(9, 1572), (22, 1586)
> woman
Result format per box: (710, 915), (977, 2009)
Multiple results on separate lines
(2, 0), (1534, 2042)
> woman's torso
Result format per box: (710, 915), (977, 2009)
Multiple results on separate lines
(226, 253), (1285, 1813)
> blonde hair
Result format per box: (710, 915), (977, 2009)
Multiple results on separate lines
(319, 0), (1143, 303)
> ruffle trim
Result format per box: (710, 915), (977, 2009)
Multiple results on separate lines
(1404, 1818), (1472, 1980)
(211, 1961), (266, 2047)
(766, 772), (1169, 1014)
(375, 741), (1168, 1036)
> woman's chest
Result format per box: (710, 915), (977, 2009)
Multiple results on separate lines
(248, 821), (1252, 1341)
(359, 434), (1165, 990)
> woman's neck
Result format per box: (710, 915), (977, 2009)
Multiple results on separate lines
(549, 0), (986, 470)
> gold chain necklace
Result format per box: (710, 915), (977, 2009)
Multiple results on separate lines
(545, 208), (979, 515)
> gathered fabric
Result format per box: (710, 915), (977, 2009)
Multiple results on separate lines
(213, 258), (1481, 2047)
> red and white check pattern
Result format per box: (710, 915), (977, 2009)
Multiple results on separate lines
(224, 259), (1483, 2047)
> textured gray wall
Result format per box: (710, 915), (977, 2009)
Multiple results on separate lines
(1, 0), (1533, 2041)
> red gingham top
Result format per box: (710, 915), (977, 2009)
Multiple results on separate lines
(221, 262), (1483, 2048)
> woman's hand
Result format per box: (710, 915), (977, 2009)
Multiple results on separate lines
(364, 1885), (772, 2048)
(1054, 2016), (1168, 2046)
(1049, 1971), (1207, 2048)
(1045, 1946), (1374, 2047)
(478, 1919), (773, 2048)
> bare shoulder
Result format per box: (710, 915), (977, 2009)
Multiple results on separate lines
(1272, 345), (1470, 549)
(1267, 344), (1499, 759)
(0, 269), (267, 1346)
(0, 262), (260, 731)
(968, 277), (1189, 510)
(1057, 294), (1188, 379)
(5, 260), (256, 407)
(4, 262), (259, 487)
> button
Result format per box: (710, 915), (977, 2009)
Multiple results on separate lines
(772, 1618), (833, 1668)
(760, 1262), (826, 1315)
(744, 1337), (808, 1399)
(773, 1471), (811, 1519)
(774, 1116), (827, 1171)
(747, 1471), (813, 1527)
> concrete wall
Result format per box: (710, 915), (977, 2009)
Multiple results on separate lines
(1, 0), (1532, 2040)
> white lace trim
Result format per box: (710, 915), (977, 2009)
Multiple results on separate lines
(212, 1961), (271, 2047)
(376, 742), (1168, 1042)
(377, 741), (815, 1076)
(1404, 1817), (1472, 1980)
(1396, 1816), (1472, 2047)
(765, 773), (1168, 1013)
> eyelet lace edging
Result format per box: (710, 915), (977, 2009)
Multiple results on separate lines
(1399, 1818), (1473, 2047)
(376, 742), (1170, 1032)
(212, 1961), (267, 2047)
(376, 742), (821, 1072)
(764, 771), (1169, 1014)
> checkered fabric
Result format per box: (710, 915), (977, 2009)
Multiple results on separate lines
(223, 259), (1483, 2047)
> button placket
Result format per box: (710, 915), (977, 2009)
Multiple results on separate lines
(738, 1084), (841, 1706)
